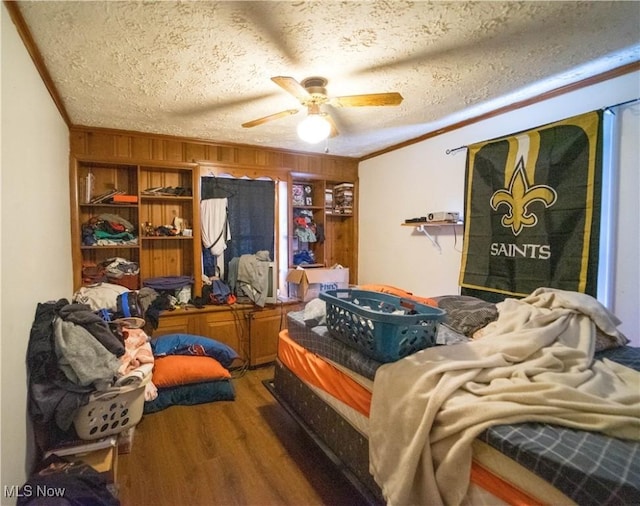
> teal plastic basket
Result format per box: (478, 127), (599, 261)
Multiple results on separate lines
(319, 289), (445, 363)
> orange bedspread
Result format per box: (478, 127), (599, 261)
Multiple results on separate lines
(277, 330), (371, 416)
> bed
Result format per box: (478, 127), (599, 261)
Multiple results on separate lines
(264, 288), (640, 505)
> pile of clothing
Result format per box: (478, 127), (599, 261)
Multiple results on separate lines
(82, 213), (137, 246)
(82, 257), (140, 287)
(73, 283), (177, 330)
(24, 290), (162, 505)
(293, 249), (316, 266)
(293, 208), (323, 243)
(27, 293), (159, 444)
(227, 251), (272, 307)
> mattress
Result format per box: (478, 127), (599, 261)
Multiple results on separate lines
(276, 329), (371, 417)
(270, 359), (383, 504)
(274, 337), (572, 505)
(285, 310), (382, 380)
(283, 313), (640, 505)
(286, 309), (468, 380)
(276, 331), (568, 505)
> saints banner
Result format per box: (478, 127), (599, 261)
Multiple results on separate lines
(459, 110), (603, 299)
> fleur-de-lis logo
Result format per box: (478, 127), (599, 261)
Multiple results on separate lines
(490, 156), (557, 236)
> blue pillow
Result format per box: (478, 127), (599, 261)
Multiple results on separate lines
(151, 333), (239, 368)
(144, 379), (235, 414)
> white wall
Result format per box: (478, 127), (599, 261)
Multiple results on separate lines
(612, 102), (640, 340)
(1, 6), (72, 500)
(359, 71), (640, 343)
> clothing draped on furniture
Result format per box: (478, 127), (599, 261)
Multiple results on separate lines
(58, 303), (125, 356)
(200, 197), (231, 276)
(54, 317), (122, 390)
(117, 327), (157, 400)
(28, 299), (93, 431)
(229, 251), (272, 307)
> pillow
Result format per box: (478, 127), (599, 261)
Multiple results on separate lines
(432, 295), (498, 337)
(594, 326), (629, 352)
(472, 313), (626, 352)
(303, 298), (327, 327)
(358, 284), (438, 307)
(152, 355), (230, 388)
(437, 322), (470, 346)
(151, 333), (239, 368)
(144, 379), (235, 414)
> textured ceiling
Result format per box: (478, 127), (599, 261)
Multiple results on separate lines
(15, 1), (640, 158)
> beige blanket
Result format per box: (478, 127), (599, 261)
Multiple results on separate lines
(369, 288), (640, 506)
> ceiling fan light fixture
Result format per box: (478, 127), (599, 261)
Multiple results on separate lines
(297, 113), (331, 144)
(244, 75), (401, 141)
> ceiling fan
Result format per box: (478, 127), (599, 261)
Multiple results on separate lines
(241, 76), (403, 143)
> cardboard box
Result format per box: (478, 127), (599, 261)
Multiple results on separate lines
(286, 267), (349, 301)
(44, 436), (118, 483)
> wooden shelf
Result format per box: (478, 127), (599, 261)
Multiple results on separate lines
(80, 203), (138, 208)
(292, 205), (324, 210)
(289, 176), (356, 279)
(71, 160), (201, 293)
(141, 236), (193, 240)
(402, 221), (463, 253)
(80, 244), (139, 250)
(401, 221), (463, 227)
(140, 195), (193, 201)
(154, 300), (303, 366)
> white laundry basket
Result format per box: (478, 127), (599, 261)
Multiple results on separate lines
(73, 375), (149, 440)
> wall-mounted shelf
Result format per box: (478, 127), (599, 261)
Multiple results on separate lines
(401, 221), (464, 253)
(401, 221), (463, 228)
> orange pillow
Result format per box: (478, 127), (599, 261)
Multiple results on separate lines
(152, 355), (231, 388)
(358, 284), (438, 307)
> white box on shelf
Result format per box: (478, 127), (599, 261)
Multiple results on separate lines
(286, 267), (349, 302)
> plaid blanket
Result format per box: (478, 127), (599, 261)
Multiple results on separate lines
(479, 345), (640, 506)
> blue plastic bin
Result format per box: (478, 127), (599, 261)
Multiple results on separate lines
(319, 289), (446, 363)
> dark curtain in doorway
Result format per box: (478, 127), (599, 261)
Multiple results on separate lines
(201, 177), (275, 278)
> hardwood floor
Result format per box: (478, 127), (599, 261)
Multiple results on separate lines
(116, 365), (370, 506)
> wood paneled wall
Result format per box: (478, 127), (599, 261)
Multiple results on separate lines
(70, 126), (359, 180)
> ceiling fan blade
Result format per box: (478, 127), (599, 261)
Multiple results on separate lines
(324, 113), (339, 138)
(271, 76), (310, 101)
(330, 92), (404, 108)
(242, 109), (299, 128)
